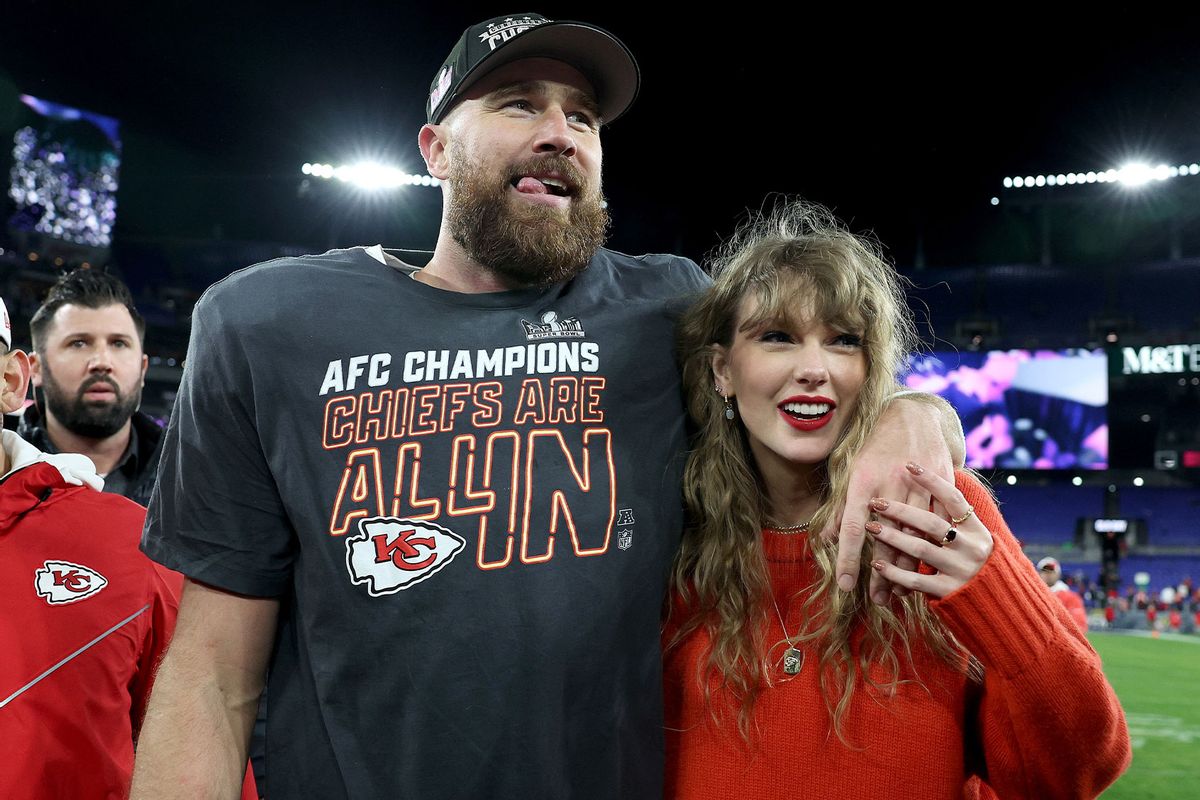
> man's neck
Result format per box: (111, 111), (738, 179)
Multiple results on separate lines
(44, 413), (132, 476)
(415, 227), (521, 294)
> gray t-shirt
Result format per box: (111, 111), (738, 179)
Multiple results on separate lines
(143, 245), (708, 799)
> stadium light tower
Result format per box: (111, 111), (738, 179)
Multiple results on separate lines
(301, 161), (441, 192)
(1002, 161), (1200, 193)
(997, 156), (1200, 264)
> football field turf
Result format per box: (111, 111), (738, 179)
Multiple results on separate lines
(1090, 631), (1200, 799)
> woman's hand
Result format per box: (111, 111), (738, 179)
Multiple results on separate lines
(865, 462), (993, 599)
(830, 396), (958, 603)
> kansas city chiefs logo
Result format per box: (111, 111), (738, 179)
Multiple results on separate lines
(35, 560), (108, 605)
(346, 517), (466, 596)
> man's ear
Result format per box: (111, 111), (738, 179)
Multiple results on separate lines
(28, 351), (42, 389)
(419, 124), (452, 181)
(0, 350), (31, 414)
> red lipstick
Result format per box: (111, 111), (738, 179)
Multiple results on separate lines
(777, 395), (836, 431)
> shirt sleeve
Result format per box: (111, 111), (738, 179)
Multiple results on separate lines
(141, 282), (297, 597)
(664, 256), (711, 316)
(930, 473), (1131, 799)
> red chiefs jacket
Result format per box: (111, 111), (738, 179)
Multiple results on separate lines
(0, 431), (182, 800)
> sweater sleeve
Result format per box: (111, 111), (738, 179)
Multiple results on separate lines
(928, 473), (1131, 799)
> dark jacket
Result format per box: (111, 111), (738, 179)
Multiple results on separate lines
(13, 404), (164, 507)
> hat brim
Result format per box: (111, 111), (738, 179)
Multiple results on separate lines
(437, 20), (640, 125)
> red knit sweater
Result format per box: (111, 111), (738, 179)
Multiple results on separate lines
(663, 473), (1130, 799)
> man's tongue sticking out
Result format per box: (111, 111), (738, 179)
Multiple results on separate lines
(515, 177), (548, 194)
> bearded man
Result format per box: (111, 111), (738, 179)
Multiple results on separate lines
(133, 14), (959, 799)
(20, 268), (160, 506)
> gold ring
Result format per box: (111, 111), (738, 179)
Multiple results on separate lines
(940, 527), (958, 546)
(951, 506), (974, 525)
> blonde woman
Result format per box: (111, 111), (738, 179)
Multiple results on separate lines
(663, 202), (1130, 799)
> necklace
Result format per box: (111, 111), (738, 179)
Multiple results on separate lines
(769, 592), (805, 676)
(764, 519), (810, 534)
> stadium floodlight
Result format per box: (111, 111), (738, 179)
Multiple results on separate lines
(1003, 158), (1200, 191)
(1005, 475), (1017, 486)
(1133, 476), (1144, 487)
(1072, 476), (1083, 486)
(301, 161), (440, 191)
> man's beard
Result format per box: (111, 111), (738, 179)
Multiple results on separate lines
(40, 363), (141, 440)
(446, 149), (610, 287)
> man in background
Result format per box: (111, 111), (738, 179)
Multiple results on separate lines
(19, 268), (161, 505)
(0, 295), (184, 799)
(1039, 556), (1089, 633)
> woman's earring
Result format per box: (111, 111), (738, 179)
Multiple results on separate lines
(716, 385), (735, 420)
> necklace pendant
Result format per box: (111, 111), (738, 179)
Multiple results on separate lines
(783, 647), (804, 675)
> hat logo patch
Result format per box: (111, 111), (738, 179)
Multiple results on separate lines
(479, 16), (549, 51)
(430, 66), (454, 113)
(35, 560), (108, 605)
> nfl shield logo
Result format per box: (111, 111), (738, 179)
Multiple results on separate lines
(617, 529), (633, 551)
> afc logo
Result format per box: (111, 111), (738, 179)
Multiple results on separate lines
(346, 517), (466, 596)
(35, 560), (108, 605)
(616, 508), (635, 550)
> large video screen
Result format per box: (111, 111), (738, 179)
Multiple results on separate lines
(901, 349), (1108, 470)
(7, 94), (121, 248)
(1107, 343), (1200, 470)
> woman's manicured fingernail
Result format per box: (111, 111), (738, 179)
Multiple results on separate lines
(865, 521), (882, 534)
(838, 574), (855, 592)
(870, 497), (889, 511)
(871, 561), (885, 572)
(906, 462), (924, 475)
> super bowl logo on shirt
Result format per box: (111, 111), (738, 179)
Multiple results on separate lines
(34, 560), (108, 605)
(520, 310), (585, 341)
(346, 517), (466, 596)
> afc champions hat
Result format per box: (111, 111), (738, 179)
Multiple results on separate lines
(426, 13), (640, 125)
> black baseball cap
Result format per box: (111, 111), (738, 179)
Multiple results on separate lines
(426, 13), (640, 125)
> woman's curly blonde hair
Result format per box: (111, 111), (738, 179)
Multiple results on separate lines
(667, 200), (976, 742)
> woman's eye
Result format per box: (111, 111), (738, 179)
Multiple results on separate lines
(760, 330), (792, 343)
(832, 333), (864, 348)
